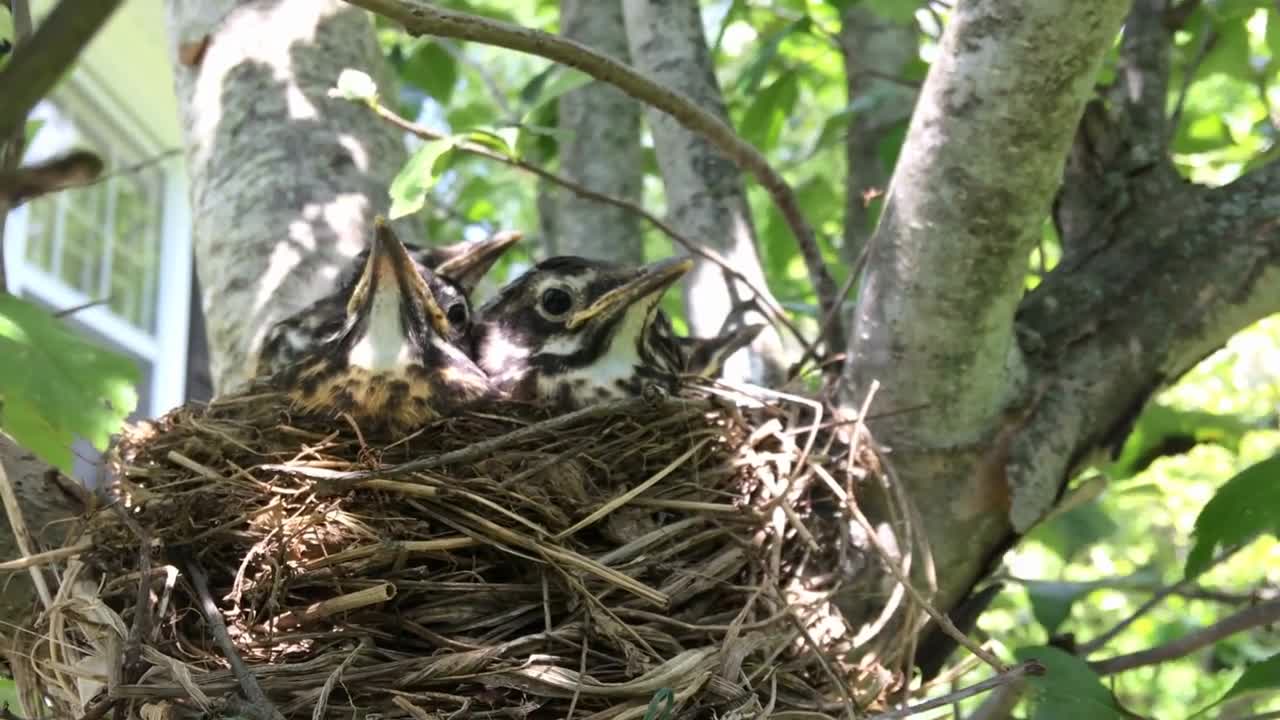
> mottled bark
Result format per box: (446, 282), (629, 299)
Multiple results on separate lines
(845, 0), (1131, 611)
(838, 6), (917, 263)
(621, 0), (787, 384)
(545, 0), (643, 264)
(165, 0), (414, 394)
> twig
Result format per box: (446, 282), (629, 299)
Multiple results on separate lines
(788, 238), (870, 380)
(0, 0), (125, 140)
(1090, 596), (1280, 675)
(868, 660), (1045, 719)
(301, 397), (703, 492)
(363, 100), (811, 353)
(342, 0), (844, 352)
(178, 548), (283, 720)
(0, 457), (52, 609)
(53, 296), (110, 318)
(811, 459), (1008, 673)
(1076, 545), (1241, 656)
(0, 0), (35, 293)
(110, 505), (152, 687)
(264, 583), (396, 631)
(0, 538), (92, 571)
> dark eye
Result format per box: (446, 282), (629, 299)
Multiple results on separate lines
(446, 302), (468, 326)
(540, 288), (573, 317)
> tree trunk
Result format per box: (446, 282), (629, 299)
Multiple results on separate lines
(165, 0), (413, 394)
(837, 6), (916, 264)
(844, 0), (1133, 613)
(544, 0), (643, 264)
(621, 0), (788, 384)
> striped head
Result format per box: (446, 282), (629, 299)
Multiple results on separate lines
(255, 229), (521, 378)
(473, 256), (694, 408)
(276, 219), (496, 430)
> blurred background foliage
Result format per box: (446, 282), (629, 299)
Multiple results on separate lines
(363, 0), (1280, 716)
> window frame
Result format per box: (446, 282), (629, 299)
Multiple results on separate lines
(3, 68), (193, 418)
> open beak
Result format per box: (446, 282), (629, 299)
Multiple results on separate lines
(567, 256), (694, 331)
(353, 217), (452, 338)
(432, 230), (524, 292)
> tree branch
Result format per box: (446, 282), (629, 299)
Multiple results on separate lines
(341, 0), (844, 353)
(868, 660), (1044, 720)
(1090, 597), (1280, 675)
(0, 0), (125, 140)
(843, 0), (1130, 610)
(359, 97), (812, 353)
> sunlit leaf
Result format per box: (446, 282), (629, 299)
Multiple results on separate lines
(1015, 646), (1126, 720)
(1109, 402), (1254, 480)
(460, 128), (514, 158)
(1024, 582), (1091, 635)
(401, 40), (458, 104)
(520, 66), (592, 116)
(1200, 19), (1251, 79)
(1026, 500), (1118, 563)
(733, 16), (810, 96)
(1217, 653), (1280, 705)
(388, 139), (455, 219)
(330, 68), (378, 103)
(0, 296), (140, 474)
(1185, 453), (1280, 578)
(740, 73), (799, 150)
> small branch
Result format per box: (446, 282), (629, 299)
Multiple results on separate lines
(342, 0), (844, 352)
(1167, 17), (1215, 146)
(1076, 545), (1241, 656)
(1090, 596), (1280, 675)
(362, 98), (812, 353)
(0, 0), (125, 140)
(110, 505), (152, 687)
(53, 295), (110, 318)
(868, 660), (1044, 719)
(0, 538), (92, 570)
(178, 549), (283, 720)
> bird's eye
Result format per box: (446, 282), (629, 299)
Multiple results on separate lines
(446, 302), (468, 326)
(540, 288), (573, 317)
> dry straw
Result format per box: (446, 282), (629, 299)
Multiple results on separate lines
(4, 382), (917, 719)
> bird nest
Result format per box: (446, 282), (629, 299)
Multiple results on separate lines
(9, 383), (910, 720)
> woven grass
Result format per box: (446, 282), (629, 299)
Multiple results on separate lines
(9, 383), (906, 720)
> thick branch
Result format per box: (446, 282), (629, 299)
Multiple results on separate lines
(1010, 160), (1280, 530)
(0, 0), (124, 140)
(342, 0), (842, 354)
(842, 0), (1129, 608)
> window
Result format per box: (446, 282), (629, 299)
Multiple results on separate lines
(4, 76), (192, 429)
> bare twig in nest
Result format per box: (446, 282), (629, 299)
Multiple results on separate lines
(0, 458), (52, 609)
(867, 660), (1045, 719)
(0, 538), (91, 571)
(265, 583), (396, 631)
(176, 549), (283, 720)
(110, 505), (153, 690)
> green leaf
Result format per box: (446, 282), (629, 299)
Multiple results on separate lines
(1024, 581), (1091, 635)
(1109, 402), (1253, 480)
(459, 128), (514, 158)
(1218, 653), (1280, 705)
(740, 73), (799, 151)
(864, 0), (920, 23)
(520, 66), (592, 116)
(1185, 453), (1280, 578)
(1199, 19), (1251, 80)
(1026, 500), (1118, 562)
(1015, 646), (1126, 720)
(733, 17), (810, 96)
(401, 40), (458, 104)
(388, 139), (455, 219)
(330, 68), (378, 103)
(24, 119), (43, 145)
(0, 296), (140, 474)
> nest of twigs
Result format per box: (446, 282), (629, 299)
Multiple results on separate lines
(11, 382), (914, 719)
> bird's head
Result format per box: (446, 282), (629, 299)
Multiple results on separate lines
(474, 255), (694, 406)
(281, 218), (494, 429)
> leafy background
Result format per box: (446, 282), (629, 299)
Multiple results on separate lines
(3, 0), (1280, 716)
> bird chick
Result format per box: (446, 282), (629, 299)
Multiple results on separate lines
(255, 228), (521, 378)
(276, 219), (495, 430)
(473, 256), (694, 408)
